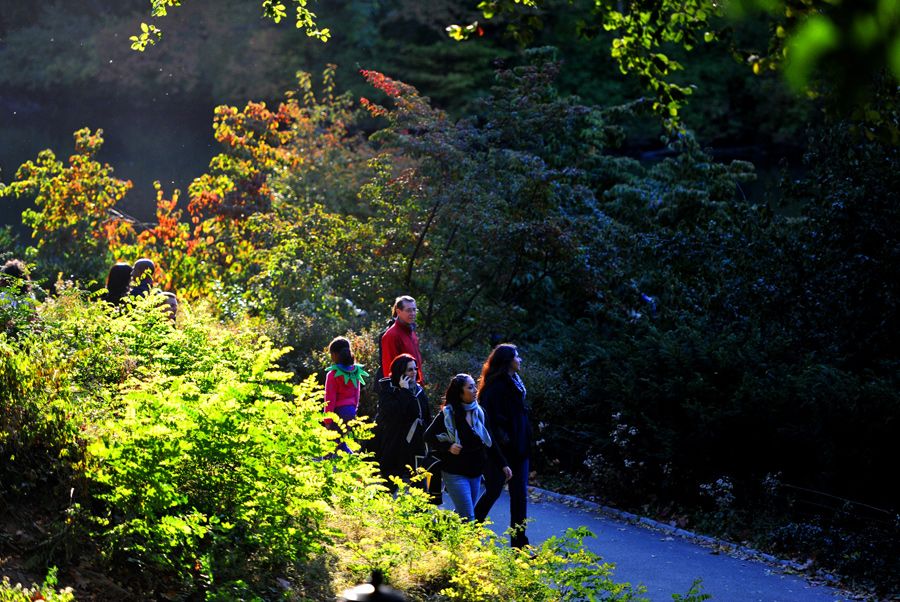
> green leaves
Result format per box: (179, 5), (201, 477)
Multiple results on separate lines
(132, 0), (330, 51)
(262, 0), (288, 23)
(2, 128), (133, 285)
(784, 15), (840, 91)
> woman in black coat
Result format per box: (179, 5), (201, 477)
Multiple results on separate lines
(474, 343), (533, 548)
(375, 353), (431, 491)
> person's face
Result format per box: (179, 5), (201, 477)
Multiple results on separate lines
(403, 361), (418, 380)
(396, 301), (417, 325)
(461, 377), (477, 403)
(509, 351), (521, 373)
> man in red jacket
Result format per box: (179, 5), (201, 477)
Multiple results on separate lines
(380, 295), (424, 385)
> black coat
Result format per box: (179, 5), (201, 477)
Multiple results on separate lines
(478, 373), (532, 460)
(375, 378), (431, 479)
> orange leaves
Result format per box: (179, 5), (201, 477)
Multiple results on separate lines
(3, 128), (133, 260)
(360, 97), (388, 118)
(72, 127), (105, 157)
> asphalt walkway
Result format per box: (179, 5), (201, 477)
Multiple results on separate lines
(455, 487), (852, 601)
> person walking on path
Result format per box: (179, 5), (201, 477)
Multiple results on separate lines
(380, 295), (424, 385)
(426, 373), (511, 521)
(375, 354), (431, 491)
(474, 343), (533, 547)
(324, 337), (369, 454)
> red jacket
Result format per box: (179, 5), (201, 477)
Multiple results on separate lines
(381, 320), (423, 384)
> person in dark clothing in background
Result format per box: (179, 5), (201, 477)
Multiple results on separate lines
(474, 343), (532, 547)
(103, 262), (132, 304)
(375, 353), (431, 491)
(129, 258), (155, 297)
(426, 373), (510, 521)
(0, 259), (31, 297)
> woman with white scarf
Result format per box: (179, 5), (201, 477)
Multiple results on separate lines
(425, 373), (511, 521)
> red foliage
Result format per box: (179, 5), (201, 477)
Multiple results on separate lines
(359, 69), (402, 97)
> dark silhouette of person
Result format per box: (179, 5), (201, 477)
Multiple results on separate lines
(160, 291), (178, 322)
(104, 262), (132, 304)
(0, 259), (31, 296)
(129, 258), (155, 297)
(474, 343), (533, 548)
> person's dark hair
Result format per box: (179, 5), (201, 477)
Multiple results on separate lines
(389, 353), (416, 387)
(104, 262), (132, 304)
(328, 336), (354, 366)
(478, 343), (518, 391)
(442, 373), (472, 411)
(392, 295), (416, 318)
(1, 259), (31, 294)
(131, 258), (155, 283)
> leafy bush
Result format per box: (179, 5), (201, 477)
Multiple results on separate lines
(2, 286), (646, 600)
(328, 480), (645, 601)
(0, 568), (73, 602)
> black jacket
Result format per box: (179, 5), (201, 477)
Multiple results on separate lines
(478, 373), (532, 460)
(375, 378), (431, 477)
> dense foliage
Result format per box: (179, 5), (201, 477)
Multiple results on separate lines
(2, 22), (898, 596)
(456, 0), (900, 137)
(1, 287), (648, 600)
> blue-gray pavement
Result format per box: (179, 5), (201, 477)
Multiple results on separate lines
(444, 487), (854, 602)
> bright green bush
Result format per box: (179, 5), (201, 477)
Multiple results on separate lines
(328, 480), (645, 601)
(3, 286), (646, 600)
(0, 568), (74, 602)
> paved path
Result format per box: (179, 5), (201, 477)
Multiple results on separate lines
(445, 487), (852, 602)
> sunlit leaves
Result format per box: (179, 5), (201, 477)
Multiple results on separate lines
(129, 22), (162, 51)
(458, 0), (900, 134)
(133, 0), (330, 52)
(0, 128), (133, 281)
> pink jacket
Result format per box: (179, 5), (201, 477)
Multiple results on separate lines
(324, 368), (361, 414)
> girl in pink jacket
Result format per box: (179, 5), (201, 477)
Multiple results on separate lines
(324, 336), (369, 453)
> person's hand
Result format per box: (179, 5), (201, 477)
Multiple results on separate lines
(502, 466), (512, 482)
(449, 443), (463, 455)
(399, 375), (412, 389)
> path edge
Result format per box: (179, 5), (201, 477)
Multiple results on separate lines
(529, 486), (845, 589)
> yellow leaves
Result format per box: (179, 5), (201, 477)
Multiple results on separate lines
(129, 22), (162, 52)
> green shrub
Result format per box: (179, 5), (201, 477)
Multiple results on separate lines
(0, 568), (74, 602)
(328, 480), (646, 601)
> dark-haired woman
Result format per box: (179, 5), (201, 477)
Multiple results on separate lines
(324, 337), (369, 453)
(425, 374), (511, 521)
(375, 353), (431, 490)
(104, 262), (132, 305)
(474, 343), (532, 547)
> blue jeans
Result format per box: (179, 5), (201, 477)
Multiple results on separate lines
(332, 404), (357, 454)
(442, 471), (482, 521)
